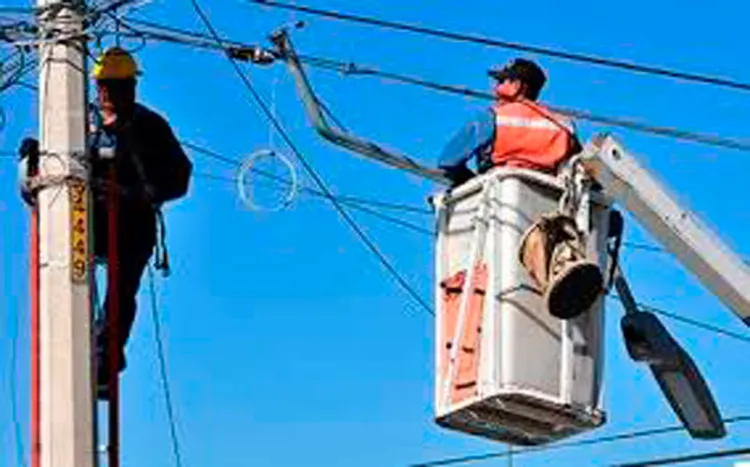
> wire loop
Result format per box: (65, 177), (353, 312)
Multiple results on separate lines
(236, 148), (298, 212)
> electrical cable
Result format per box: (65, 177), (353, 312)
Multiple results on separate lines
(12, 11), (750, 466)
(0, 7), (34, 14)
(9, 304), (27, 467)
(182, 143), (750, 262)
(180, 138), (750, 341)
(249, 0), (750, 93)
(194, 170), (434, 235)
(189, 157), (749, 346)
(295, 53), (750, 153)
(187, 0), (434, 317)
(611, 445), (750, 467)
(412, 414), (750, 466)
(146, 266), (184, 467)
(640, 302), (750, 344)
(5, 138), (748, 340)
(121, 18), (750, 154)
(184, 141), (432, 215)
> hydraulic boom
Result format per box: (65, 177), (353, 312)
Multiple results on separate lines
(581, 135), (750, 326)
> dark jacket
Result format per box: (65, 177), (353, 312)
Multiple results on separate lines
(91, 103), (192, 208)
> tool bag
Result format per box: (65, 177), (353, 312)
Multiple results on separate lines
(518, 212), (603, 319)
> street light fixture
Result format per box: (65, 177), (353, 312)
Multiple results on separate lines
(616, 275), (725, 440)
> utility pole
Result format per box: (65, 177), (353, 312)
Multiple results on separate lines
(36, 0), (95, 466)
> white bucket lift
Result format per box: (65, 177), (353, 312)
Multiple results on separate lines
(269, 29), (743, 446)
(432, 167), (611, 446)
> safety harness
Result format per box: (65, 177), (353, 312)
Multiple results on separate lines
(90, 111), (171, 277)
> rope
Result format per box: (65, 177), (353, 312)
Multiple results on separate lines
(147, 266), (184, 467)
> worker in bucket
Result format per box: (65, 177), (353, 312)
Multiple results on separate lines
(437, 58), (581, 185)
(19, 47), (193, 399)
(437, 58), (602, 320)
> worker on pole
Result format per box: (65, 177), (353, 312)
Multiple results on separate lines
(20, 47), (193, 398)
(89, 47), (192, 398)
(437, 58), (582, 186)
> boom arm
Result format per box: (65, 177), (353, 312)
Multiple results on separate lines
(270, 30), (450, 184)
(582, 135), (750, 326)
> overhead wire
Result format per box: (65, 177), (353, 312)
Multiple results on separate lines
(4, 147), (749, 342)
(9, 298), (27, 467)
(413, 414), (750, 466)
(294, 53), (750, 153)
(248, 0), (750, 93)
(146, 266), (184, 467)
(611, 445), (750, 467)
(9, 11), (750, 465)
(183, 141), (432, 215)
(12, 149), (746, 467)
(114, 20), (750, 265)
(638, 301), (750, 344)
(194, 170), (434, 236)
(186, 0), (435, 317)
(185, 143), (750, 345)
(121, 18), (750, 153)
(184, 143), (742, 252)
(0, 7), (34, 15)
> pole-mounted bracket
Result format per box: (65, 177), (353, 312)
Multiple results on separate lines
(267, 28), (450, 184)
(226, 45), (278, 65)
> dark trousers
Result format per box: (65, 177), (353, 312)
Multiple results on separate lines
(93, 199), (156, 360)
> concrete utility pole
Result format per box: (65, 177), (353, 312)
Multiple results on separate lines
(36, 0), (95, 466)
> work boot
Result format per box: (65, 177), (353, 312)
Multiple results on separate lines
(95, 345), (127, 401)
(519, 212), (603, 320)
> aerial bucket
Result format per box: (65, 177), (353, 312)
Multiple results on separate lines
(432, 167), (612, 445)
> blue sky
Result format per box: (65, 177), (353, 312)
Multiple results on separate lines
(2, 0), (750, 466)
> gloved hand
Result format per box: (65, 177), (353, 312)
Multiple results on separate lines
(441, 164), (476, 188)
(19, 137), (40, 164)
(18, 137), (40, 206)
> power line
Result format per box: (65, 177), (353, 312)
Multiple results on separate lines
(612, 445), (750, 467)
(295, 54), (750, 153)
(249, 0), (750, 93)
(640, 302), (750, 344)
(10, 143), (748, 342)
(193, 170), (434, 236)
(184, 141), (432, 215)
(0, 7), (33, 15)
(9, 304), (27, 467)
(8, 10), (748, 465)
(146, 266), (184, 467)
(5, 140), (749, 340)
(413, 415), (750, 466)
(122, 18), (750, 154)
(184, 142), (749, 269)
(187, 0), (434, 317)
(13, 6), (748, 351)
(189, 157), (750, 346)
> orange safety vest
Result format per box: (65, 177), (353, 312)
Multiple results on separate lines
(491, 100), (577, 173)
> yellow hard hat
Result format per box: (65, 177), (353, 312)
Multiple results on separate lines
(92, 47), (140, 80)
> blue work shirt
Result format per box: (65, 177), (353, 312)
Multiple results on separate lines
(437, 107), (496, 178)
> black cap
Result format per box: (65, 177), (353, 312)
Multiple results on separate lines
(488, 58), (547, 96)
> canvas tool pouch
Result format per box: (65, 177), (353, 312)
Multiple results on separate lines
(518, 212), (603, 319)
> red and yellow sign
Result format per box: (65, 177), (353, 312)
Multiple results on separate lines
(69, 180), (88, 283)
